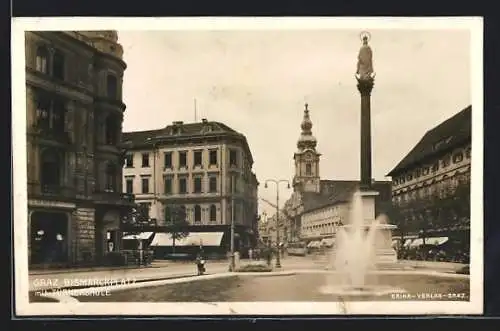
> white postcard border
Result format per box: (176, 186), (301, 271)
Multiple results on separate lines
(12, 16), (484, 316)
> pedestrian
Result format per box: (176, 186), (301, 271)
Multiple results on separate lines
(266, 246), (273, 267)
(248, 247), (253, 260)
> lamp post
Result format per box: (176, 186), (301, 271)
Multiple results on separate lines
(264, 179), (290, 268)
(229, 173), (236, 272)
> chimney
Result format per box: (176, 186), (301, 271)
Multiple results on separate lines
(202, 118), (208, 123)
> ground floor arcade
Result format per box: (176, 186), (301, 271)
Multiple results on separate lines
(28, 199), (130, 268)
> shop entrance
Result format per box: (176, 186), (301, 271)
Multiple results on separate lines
(30, 211), (69, 264)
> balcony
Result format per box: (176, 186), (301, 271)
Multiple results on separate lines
(28, 182), (76, 200)
(93, 190), (135, 206)
(30, 126), (72, 145)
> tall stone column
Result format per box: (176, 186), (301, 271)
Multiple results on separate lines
(357, 78), (374, 190)
(356, 33), (376, 191)
(354, 32), (398, 264)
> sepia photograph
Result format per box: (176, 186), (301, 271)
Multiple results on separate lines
(12, 17), (483, 316)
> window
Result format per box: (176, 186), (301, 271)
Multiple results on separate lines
(194, 151), (202, 167)
(305, 163), (312, 176)
(124, 154), (133, 168)
(104, 115), (118, 145)
(465, 147), (471, 159)
(210, 205), (217, 223)
(36, 97), (66, 134)
(442, 154), (451, 167)
(179, 177), (187, 194)
(422, 167), (429, 175)
(229, 149), (238, 167)
(52, 100), (66, 133)
(209, 176), (217, 193)
(125, 178), (133, 193)
(35, 46), (48, 74)
(164, 152), (172, 169)
(179, 151), (187, 168)
(406, 174), (413, 181)
(52, 50), (65, 80)
(164, 177), (172, 194)
(164, 206), (171, 224)
(194, 177), (202, 193)
(453, 152), (464, 163)
(35, 98), (51, 130)
(194, 205), (201, 223)
(415, 168), (421, 178)
(142, 153), (149, 167)
(209, 150), (218, 165)
(105, 163), (117, 191)
(40, 149), (61, 191)
(179, 205), (187, 222)
(141, 177), (150, 193)
(106, 74), (118, 99)
(431, 162), (439, 173)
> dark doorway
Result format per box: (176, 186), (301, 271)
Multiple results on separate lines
(30, 211), (68, 264)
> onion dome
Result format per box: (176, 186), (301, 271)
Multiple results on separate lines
(297, 103), (317, 150)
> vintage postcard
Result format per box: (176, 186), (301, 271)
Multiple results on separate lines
(12, 17), (483, 316)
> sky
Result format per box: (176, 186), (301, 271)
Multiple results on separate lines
(117, 28), (471, 217)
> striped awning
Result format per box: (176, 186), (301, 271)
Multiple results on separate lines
(122, 232), (154, 240)
(150, 232), (224, 247)
(409, 237), (449, 248)
(320, 238), (335, 247)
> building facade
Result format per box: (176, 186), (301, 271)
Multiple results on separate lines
(281, 104), (392, 244)
(26, 31), (134, 266)
(387, 105), (471, 245)
(122, 119), (259, 247)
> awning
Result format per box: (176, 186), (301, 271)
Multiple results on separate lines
(150, 232), (224, 247)
(320, 238), (335, 247)
(425, 237), (449, 246)
(404, 239), (415, 247)
(122, 232), (154, 240)
(409, 237), (449, 248)
(307, 241), (321, 248)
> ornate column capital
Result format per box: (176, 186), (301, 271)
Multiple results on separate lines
(356, 77), (375, 96)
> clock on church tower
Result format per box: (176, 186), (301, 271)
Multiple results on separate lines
(293, 103), (321, 193)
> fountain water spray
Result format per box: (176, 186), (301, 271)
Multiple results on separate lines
(334, 191), (380, 289)
(320, 191), (405, 297)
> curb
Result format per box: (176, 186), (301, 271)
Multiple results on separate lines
(29, 265), (158, 276)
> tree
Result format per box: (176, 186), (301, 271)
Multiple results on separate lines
(165, 205), (190, 254)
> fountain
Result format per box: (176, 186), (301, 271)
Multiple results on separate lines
(320, 191), (405, 297)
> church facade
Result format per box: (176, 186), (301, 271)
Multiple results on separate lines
(26, 31), (135, 267)
(282, 104), (392, 244)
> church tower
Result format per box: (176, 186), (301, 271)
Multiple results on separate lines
(292, 103), (321, 193)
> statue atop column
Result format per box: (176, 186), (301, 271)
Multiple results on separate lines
(356, 32), (375, 81)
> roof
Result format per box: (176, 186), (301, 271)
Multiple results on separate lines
(122, 120), (253, 164)
(387, 105), (471, 177)
(301, 180), (391, 213)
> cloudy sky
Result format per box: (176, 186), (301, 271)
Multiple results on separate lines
(117, 28), (471, 216)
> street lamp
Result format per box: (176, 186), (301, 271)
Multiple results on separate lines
(264, 179), (290, 268)
(229, 173), (236, 272)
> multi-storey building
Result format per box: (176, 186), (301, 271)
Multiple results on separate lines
(26, 31), (134, 267)
(122, 119), (259, 249)
(281, 104), (392, 245)
(387, 105), (471, 246)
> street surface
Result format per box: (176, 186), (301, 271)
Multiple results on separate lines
(28, 256), (466, 292)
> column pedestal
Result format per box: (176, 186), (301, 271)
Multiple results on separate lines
(359, 191), (398, 265)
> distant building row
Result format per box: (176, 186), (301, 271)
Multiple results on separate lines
(259, 104), (471, 250)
